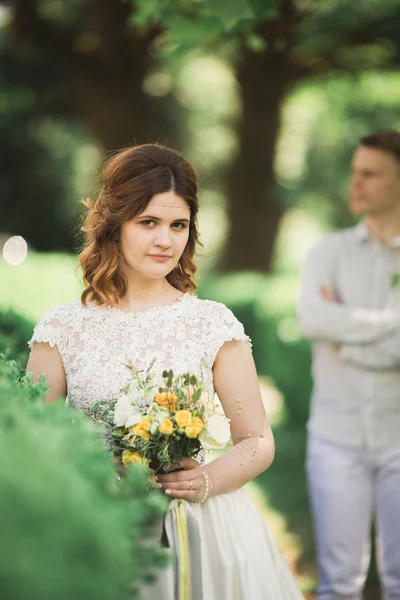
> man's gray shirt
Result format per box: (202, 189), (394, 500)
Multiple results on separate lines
(298, 222), (400, 450)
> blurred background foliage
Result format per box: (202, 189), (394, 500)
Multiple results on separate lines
(2, 0), (400, 263)
(2, 0), (399, 596)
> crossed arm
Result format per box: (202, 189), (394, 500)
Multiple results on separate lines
(298, 241), (400, 370)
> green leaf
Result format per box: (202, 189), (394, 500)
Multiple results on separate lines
(129, 0), (166, 27)
(245, 32), (267, 53)
(249, 0), (279, 19)
(391, 273), (400, 289)
(193, 388), (202, 401)
(204, 0), (255, 30)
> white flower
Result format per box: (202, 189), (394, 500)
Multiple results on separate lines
(150, 421), (160, 436)
(125, 412), (143, 427)
(114, 396), (131, 427)
(153, 409), (170, 424)
(199, 413), (231, 450)
(114, 395), (142, 428)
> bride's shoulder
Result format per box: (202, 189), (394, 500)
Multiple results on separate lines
(186, 295), (252, 355)
(186, 295), (243, 325)
(38, 300), (87, 324)
(187, 294), (230, 310)
(29, 301), (86, 349)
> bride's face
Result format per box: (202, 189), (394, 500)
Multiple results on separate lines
(119, 190), (191, 280)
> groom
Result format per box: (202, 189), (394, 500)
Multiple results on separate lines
(298, 130), (400, 600)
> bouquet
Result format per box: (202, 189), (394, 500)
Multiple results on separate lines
(88, 361), (231, 475)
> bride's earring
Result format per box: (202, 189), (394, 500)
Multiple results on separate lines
(174, 262), (180, 270)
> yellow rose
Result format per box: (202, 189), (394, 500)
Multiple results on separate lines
(155, 392), (178, 412)
(133, 424), (151, 440)
(191, 417), (204, 433)
(140, 416), (152, 432)
(185, 416), (204, 438)
(175, 410), (192, 428)
(122, 450), (150, 467)
(159, 418), (174, 435)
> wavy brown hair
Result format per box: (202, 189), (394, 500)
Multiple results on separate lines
(79, 144), (201, 307)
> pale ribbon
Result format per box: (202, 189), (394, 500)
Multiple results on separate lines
(163, 499), (204, 600)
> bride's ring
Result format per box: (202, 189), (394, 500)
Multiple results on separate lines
(188, 480), (193, 490)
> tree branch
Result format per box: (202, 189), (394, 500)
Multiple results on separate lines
(254, 0), (305, 49)
(291, 14), (400, 78)
(240, 0), (400, 80)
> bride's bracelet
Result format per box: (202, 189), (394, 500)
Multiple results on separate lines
(198, 470), (210, 503)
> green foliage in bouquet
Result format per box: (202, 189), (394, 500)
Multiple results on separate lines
(0, 355), (168, 600)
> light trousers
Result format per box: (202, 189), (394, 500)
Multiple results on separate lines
(306, 433), (400, 600)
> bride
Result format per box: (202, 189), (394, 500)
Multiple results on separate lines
(27, 143), (304, 599)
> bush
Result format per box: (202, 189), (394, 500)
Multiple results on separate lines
(0, 310), (34, 368)
(0, 356), (168, 600)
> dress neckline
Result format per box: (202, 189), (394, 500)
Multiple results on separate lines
(88, 292), (192, 319)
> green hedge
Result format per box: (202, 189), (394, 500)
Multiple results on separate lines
(0, 309), (34, 368)
(0, 356), (168, 600)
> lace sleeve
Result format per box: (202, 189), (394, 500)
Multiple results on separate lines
(28, 305), (69, 353)
(207, 302), (252, 366)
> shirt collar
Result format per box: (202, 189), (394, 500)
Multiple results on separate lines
(354, 222), (370, 243)
(355, 221), (400, 249)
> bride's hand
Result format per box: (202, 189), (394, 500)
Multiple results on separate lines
(156, 458), (210, 502)
(164, 457), (200, 473)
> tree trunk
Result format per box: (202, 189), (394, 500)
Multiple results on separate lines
(220, 47), (296, 273)
(75, 46), (176, 152)
(11, 0), (183, 153)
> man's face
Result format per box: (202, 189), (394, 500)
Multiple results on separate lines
(349, 146), (400, 217)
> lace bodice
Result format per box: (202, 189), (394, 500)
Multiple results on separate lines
(29, 293), (251, 410)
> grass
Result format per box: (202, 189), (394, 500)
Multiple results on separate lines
(1, 253), (83, 321)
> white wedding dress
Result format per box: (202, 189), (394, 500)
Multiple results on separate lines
(29, 293), (304, 600)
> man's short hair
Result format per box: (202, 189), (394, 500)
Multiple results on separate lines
(360, 130), (400, 163)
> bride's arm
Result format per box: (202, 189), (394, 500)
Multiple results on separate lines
(26, 342), (67, 403)
(156, 339), (275, 501)
(207, 339), (275, 493)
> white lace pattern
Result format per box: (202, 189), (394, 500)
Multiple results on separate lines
(28, 293), (251, 410)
